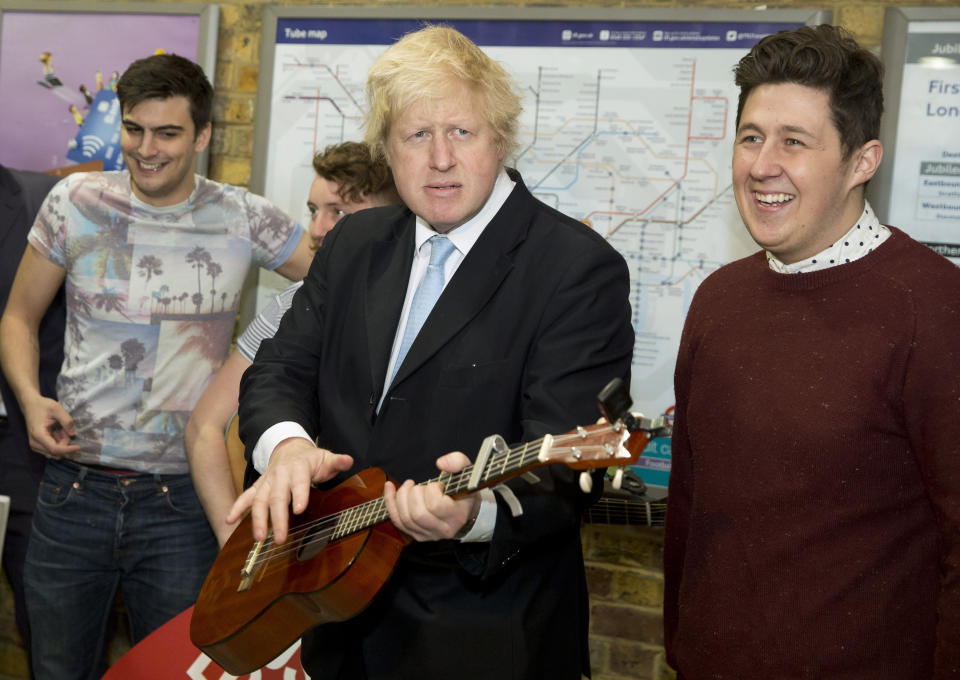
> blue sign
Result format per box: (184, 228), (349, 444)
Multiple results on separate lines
(67, 88), (125, 171)
(631, 436), (671, 489)
(276, 17), (798, 50)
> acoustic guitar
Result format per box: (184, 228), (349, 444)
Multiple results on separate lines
(584, 468), (667, 526)
(585, 493), (667, 526)
(190, 382), (665, 675)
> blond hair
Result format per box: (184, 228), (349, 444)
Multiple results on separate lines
(363, 25), (522, 161)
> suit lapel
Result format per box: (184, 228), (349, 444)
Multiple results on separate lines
(365, 210), (416, 391)
(389, 173), (536, 388)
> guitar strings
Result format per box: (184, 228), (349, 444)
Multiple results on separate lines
(245, 426), (626, 568)
(246, 439), (532, 568)
(246, 426), (625, 567)
(247, 432), (550, 565)
(584, 499), (667, 525)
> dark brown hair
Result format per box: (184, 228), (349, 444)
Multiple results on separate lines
(734, 25), (883, 159)
(117, 54), (213, 137)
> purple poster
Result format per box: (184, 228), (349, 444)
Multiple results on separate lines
(0, 11), (201, 172)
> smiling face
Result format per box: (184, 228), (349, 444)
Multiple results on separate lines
(384, 85), (504, 234)
(732, 82), (881, 264)
(306, 176), (378, 249)
(121, 95), (211, 207)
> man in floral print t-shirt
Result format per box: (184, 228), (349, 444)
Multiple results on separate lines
(0, 54), (312, 680)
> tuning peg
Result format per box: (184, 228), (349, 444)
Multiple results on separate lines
(611, 466), (624, 490)
(579, 471), (593, 493)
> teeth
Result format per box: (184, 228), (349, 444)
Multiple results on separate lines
(755, 192), (794, 205)
(139, 161), (162, 171)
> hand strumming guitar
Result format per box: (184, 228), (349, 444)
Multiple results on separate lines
(226, 437), (353, 544)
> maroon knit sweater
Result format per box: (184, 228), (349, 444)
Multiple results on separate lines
(665, 227), (960, 679)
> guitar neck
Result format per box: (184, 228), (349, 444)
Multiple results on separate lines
(331, 426), (639, 540)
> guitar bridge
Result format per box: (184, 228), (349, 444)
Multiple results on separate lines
(238, 538), (266, 592)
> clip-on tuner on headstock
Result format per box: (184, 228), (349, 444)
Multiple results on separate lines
(583, 378), (671, 493)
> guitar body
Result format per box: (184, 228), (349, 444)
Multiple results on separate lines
(190, 467), (408, 674)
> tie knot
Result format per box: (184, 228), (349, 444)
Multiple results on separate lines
(427, 235), (457, 267)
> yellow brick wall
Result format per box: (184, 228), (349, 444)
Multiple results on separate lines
(0, 1), (956, 679)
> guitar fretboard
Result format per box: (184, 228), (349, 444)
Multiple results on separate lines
(331, 437), (550, 539)
(329, 427), (629, 539)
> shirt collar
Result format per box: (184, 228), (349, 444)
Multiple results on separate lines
(413, 169), (516, 257)
(766, 201), (891, 274)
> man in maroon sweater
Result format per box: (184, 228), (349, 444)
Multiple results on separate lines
(665, 25), (960, 679)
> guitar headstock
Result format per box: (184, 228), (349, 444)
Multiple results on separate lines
(544, 378), (672, 492)
(538, 422), (645, 470)
(450, 379), (672, 497)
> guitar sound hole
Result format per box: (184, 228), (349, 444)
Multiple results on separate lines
(297, 522), (331, 561)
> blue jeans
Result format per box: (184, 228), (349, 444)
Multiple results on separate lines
(24, 458), (218, 680)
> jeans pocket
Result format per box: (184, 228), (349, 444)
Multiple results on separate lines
(35, 477), (76, 509)
(160, 478), (205, 516)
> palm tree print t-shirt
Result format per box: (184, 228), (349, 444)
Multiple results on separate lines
(27, 170), (304, 473)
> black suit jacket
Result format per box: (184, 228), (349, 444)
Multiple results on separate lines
(239, 170), (634, 679)
(0, 165), (62, 513)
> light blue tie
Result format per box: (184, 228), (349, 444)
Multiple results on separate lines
(388, 235), (457, 387)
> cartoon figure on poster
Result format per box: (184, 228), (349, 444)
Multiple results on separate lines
(33, 49), (167, 171)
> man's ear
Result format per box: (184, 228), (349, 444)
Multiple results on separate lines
(194, 122), (212, 154)
(849, 139), (883, 189)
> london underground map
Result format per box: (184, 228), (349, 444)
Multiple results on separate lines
(254, 14), (814, 484)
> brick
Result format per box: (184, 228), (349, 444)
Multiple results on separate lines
(586, 564), (614, 598)
(213, 95), (255, 125)
(237, 66), (260, 93)
(592, 602), (663, 644)
(836, 6), (885, 49)
(588, 635), (610, 675)
(210, 157), (252, 188)
(227, 96), (255, 125)
(229, 126), (255, 157)
(235, 32), (261, 64)
(583, 525), (664, 569)
(655, 651), (679, 680)
(611, 570), (664, 608)
(209, 126), (228, 156)
(218, 26), (260, 65)
(214, 61), (234, 91)
(608, 639), (661, 679)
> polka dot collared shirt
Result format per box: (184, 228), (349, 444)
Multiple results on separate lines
(766, 202), (891, 274)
